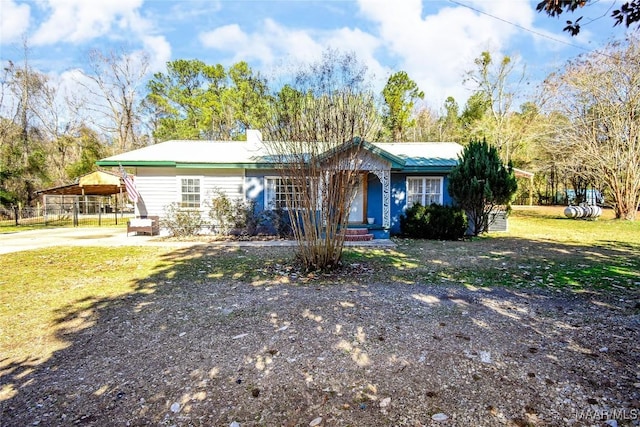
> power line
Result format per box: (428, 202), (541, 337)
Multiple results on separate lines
(447, 0), (605, 55)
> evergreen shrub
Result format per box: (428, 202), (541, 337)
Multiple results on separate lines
(400, 203), (467, 240)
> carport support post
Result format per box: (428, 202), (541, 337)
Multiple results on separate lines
(73, 197), (79, 227)
(116, 188), (121, 225)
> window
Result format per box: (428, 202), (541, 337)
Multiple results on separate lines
(265, 177), (306, 209)
(406, 177), (443, 206)
(180, 177), (201, 208)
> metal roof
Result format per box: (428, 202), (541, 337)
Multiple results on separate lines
(97, 140), (272, 168)
(513, 168), (534, 178)
(371, 142), (463, 169)
(36, 170), (126, 196)
(97, 139), (464, 172)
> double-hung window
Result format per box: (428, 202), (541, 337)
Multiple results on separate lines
(406, 177), (443, 206)
(180, 177), (201, 208)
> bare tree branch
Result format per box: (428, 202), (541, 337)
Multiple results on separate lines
(263, 50), (381, 271)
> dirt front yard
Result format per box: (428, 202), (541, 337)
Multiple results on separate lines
(1, 243), (638, 426)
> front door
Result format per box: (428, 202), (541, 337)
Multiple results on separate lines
(348, 175), (364, 223)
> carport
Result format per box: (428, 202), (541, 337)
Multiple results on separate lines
(34, 170), (133, 226)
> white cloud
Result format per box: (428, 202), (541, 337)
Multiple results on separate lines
(355, 0), (538, 107)
(200, 19), (322, 66)
(31, 0), (144, 45)
(466, 0), (534, 26)
(199, 18), (388, 90)
(200, 24), (249, 55)
(198, 0), (545, 108)
(142, 35), (171, 72)
(27, 0), (171, 76)
(324, 27), (386, 78)
(0, 0), (31, 44)
(168, 1), (222, 22)
(22, 0), (576, 116)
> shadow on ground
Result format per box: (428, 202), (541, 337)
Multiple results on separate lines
(1, 237), (639, 426)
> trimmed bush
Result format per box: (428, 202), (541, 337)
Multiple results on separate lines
(208, 190), (258, 236)
(400, 203), (467, 240)
(447, 139), (517, 235)
(161, 203), (203, 237)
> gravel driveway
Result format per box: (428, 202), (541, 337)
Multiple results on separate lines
(1, 272), (638, 426)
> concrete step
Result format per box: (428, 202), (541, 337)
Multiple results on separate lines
(343, 234), (374, 241)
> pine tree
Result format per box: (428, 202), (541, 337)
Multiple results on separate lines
(448, 139), (517, 235)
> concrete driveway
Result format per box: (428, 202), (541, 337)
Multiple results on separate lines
(0, 227), (193, 255)
(0, 227), (395, 255)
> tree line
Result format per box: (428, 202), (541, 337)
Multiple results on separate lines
(1, 38), (639, 220)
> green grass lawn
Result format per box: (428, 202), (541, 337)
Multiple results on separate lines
(0, 246), (175, 368)
(1, 206), (638, 373)
(344, 206), (640, 289)
(0, 224), (44, 233)
(0, 220), (128, 233)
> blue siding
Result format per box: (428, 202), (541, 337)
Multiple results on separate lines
(390, 174), (407, 235)
(370, 228), (390, 239)
(243, 169), (454, 238)
(442, 176), (454, 205)
(389, 173), (453, 235)
(366, 173), (382, 225)
(245, 169), (278, 212)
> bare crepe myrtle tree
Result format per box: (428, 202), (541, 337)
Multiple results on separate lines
(264, 50), (381, 271)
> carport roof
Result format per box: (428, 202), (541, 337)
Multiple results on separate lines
(36, 170), (127, 196)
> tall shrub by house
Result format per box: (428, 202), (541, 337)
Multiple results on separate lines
(447, 139), (517, 236)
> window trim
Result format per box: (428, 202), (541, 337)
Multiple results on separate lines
(177, 176), (203, 209)
(406, 176), (444, 207)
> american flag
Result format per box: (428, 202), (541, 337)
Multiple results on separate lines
(119, 164), (140, 203)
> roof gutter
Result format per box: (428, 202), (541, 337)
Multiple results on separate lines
(96, 160), (279, 169)
(96, 160), (177, 167)
(400, 166), (456, 173)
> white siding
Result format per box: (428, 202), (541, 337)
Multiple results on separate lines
(134, 167), (245, 217)
(135, 167), (177, 217)
(203, 174), (244, 202)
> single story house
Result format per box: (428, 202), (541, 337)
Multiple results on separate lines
(97, 130), (464, 238)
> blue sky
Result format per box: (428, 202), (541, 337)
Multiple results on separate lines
(0, 0), (633, 110)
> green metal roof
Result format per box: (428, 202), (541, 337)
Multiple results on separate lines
(371, 142), (462, 168)
(97, 139), (463, 172)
